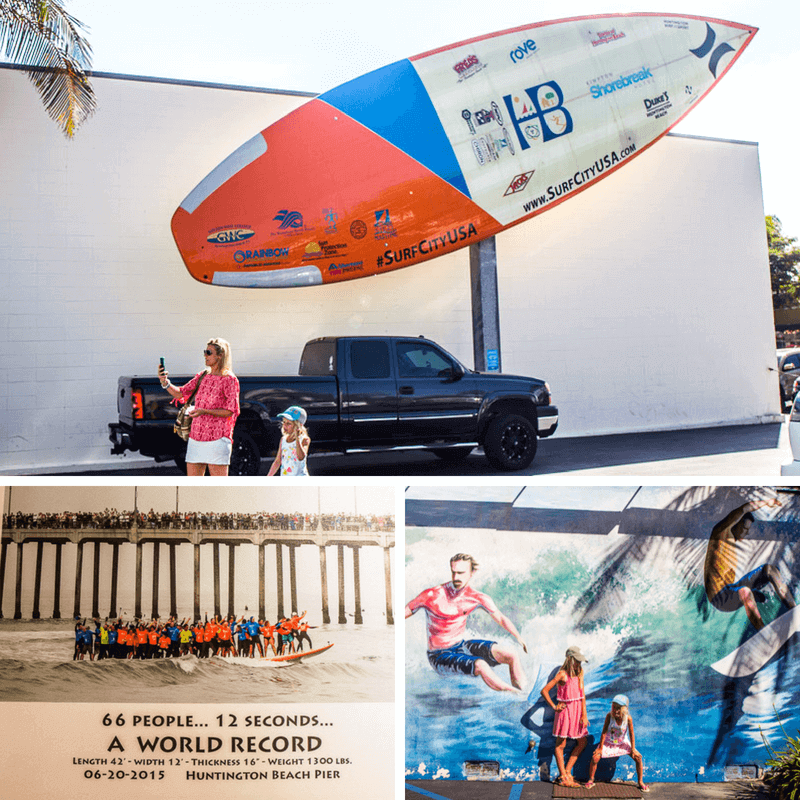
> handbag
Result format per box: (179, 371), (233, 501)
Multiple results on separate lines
(173, 373), (205, 441)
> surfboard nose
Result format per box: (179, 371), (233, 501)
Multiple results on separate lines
(170, 116), (327, 288)
(170, 95), (496, 287)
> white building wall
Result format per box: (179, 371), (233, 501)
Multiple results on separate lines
(0, 67), (780, 473)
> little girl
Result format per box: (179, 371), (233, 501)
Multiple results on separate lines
(585, 694), (648, 792)
(541, 646), (589, 787)
(267, 406), (311, 476)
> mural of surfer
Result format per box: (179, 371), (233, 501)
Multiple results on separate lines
(405, 552), (528, 693)
(405, 486), (800, 787)
(704, 498), (796, 630)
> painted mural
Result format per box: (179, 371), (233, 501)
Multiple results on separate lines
(405, 486), (800, 784)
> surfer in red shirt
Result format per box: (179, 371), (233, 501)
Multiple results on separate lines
(406, 553), (527, 693)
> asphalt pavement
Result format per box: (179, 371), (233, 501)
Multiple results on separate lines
(37, 421), (793, 477)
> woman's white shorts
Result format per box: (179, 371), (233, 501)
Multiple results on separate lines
(186, 436), (232, 465)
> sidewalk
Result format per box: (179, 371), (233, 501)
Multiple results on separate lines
(405, 780), (770, 800)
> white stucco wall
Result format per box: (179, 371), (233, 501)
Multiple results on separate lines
(0, 67), (780, 473)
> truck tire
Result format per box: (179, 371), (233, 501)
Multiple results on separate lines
(173, 455), (187, 474)
(483, 413), (537, 471)
(430, 447), (474, 461)
(230, 431), (261, 476)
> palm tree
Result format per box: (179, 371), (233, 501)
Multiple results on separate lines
(0, 0), (95, 137)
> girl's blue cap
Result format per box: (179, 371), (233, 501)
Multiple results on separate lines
(612, 694), (629, 707)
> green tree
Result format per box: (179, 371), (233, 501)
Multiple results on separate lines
(768, 215), (800, 310)
(0, 0), (95, 137)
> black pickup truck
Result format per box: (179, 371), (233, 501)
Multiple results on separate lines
(108, 336), (558, 474)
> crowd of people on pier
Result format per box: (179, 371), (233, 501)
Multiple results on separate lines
(72, 611), (315, 661)
(3, 510), (394, 532)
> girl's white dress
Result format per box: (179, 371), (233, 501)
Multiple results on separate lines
(600, 713), (632, 758)
(279, 436), (309, 476)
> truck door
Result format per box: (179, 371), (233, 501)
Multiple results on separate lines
(394, 339), (479, 442)
(342, 339), (399, 446)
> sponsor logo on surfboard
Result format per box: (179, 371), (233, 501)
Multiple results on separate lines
(453, 54), (486, 82)
(690, 22), (735, 78)
(504, 81), (574, 150)
(207, 227), (255, 245)
(590, 66), (653, 99)
(272, 209), (312, 236)
(471, 130), (515, 167)
(350, 220), (367, 240)
(374, 209), (398, 240)
(328, 261), (364, 275)
(274, 209), (304, 229)
(302, 240), (349, 261)
(510, 39), (538, 63)
(591, 28), (626, 47)
(233, 247), (289, 264)
(504, 171), (535, 196)
(644, 91), (672, 119)
(323, 207), (338, 234)
(379, 223), (478, 267)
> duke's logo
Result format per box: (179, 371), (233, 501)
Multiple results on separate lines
(273, 210), (304, 230)
(503, 81), (573, 151)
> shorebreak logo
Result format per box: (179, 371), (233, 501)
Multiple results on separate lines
(590, 67), (652, 99)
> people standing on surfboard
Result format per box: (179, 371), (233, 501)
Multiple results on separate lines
(158, 338), (240, 476)
(405, 553), (528, 693)
(585, 694), (648, 792)
(267, 406), (311, 476)
(704, 499), (796, 630)
(540, 646), (590, 787)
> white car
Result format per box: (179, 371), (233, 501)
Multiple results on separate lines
(781, 393), (800, 475)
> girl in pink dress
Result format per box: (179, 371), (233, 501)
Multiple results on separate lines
(541, 645), (589, 787)
(585, 694), (648, 792)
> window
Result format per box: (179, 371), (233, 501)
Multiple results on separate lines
(350, 341), (390, 379)
(299, 341), (336, 375)
(395, 341), (452, 378)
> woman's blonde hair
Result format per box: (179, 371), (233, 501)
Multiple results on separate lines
(206, 338), (233, 374)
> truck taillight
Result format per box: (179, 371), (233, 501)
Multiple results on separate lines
(131, 389), (144, 420)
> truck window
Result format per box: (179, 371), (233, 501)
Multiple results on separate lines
(299, 341), (336, 375)
(395, 341), (452, 378)
(350, 341), (390, 379)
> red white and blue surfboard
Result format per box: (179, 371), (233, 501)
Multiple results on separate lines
(171, 13), (756, 288)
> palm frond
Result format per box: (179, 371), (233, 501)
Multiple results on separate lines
(0, 0), (95, 137)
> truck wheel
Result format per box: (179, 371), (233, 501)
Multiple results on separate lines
(230, 431), (261, 476)
(173, 455), (187, 474)
(483, 413), (537, 471)
(431, 447), (474, 461)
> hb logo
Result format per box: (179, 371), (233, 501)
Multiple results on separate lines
(503, 81), (573, 151)
(690, 23), (735, 78)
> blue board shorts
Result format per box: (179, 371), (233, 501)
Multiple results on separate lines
(427, 639), (499, 676)
(710, 564), (770, 612)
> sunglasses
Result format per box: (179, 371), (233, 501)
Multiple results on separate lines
(203, 349), (217, 356)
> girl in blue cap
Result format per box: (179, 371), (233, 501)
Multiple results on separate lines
(267, 406), (311, 476)
(585, 694), (648, 792)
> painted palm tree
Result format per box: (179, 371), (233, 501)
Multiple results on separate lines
(0, 0), (95, 137)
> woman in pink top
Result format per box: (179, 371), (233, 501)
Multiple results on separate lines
(541, 645), (590, 787)
(158, 338), (240, 476)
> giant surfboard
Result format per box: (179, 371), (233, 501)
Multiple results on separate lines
(171, 13), (756, 288)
